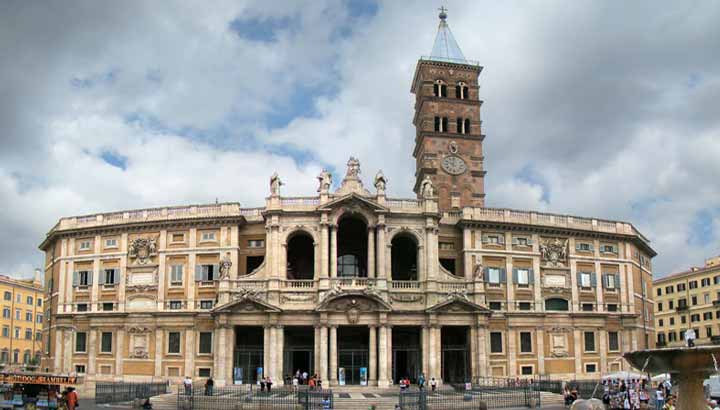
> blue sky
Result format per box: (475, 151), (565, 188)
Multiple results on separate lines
(1, 1), (720, 278)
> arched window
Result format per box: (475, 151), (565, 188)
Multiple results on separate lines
(337, 216), (368, 278)
(287, 232), (314, 280)
(391, 234), (418, 281)
(0, 349), (7, 363)
(434, 80), (447, 98)
(464, 119), (470, 134)
(455, 82), (469, 100)
(12, 349), (19, 363)
(434, 117), (449, 133)
(545, 298), (569, 311)
(23, 350), (30, 364)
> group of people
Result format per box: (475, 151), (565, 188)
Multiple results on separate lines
(397, 374), (439, 392)
(286, 370), (323, 390)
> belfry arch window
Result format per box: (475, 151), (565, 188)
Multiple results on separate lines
(456, 118), (471, 134)
(286, 232), (314, 280)
(456, 82), (469, 99)
(391, 234), (418, 281)
(337, 216), (368, 277)
(433, 80), (447, 98)
(434, 116), (448, 132)
(545, 298), (569, 311)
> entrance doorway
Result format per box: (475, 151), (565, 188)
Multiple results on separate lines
(392, 326), (422, 383)
(284, 326), (314, 379)
(337, 327), (369, 385)
(233, 326), (264, 384)
(441, 326), (470, 384)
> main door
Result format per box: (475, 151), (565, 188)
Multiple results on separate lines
(338, 349), (369, 385)
(337, 326), (369, 385)
(284, 326), (315, 378)
(234, 326), (264, 384)
(392, 326), (422, 383)
(441, 326), (470, 384)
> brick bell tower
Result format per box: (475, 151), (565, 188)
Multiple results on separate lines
(411, 8), (486, 211)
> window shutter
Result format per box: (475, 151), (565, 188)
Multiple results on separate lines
(87, 270), (93, 285)
(195, 265), (203, 282)
(576, 272), (582, 286)
(526, 238), (533, 246)
(512, 268), (518, 284)
(212, 264), (220, 280)
(113, 269), (120, 284)
(588, 243), (595, 251)
(601, 274), (607, 289)
(590, 272), (597, 288)
(615, 274), (621, 289)
(98, 270), (106, 285)
(483, 267), (490, 283)
(72, 272), (78, 287)
(500, 268), (507, 283)
(528, 269), (535, 284)
(498, 235), (505, 245)
(511, 237), (519, 246)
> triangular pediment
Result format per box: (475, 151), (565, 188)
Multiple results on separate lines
(212, 296), (281, 313)
(317, 193), (388, 213)
(426, 297), (491, 314)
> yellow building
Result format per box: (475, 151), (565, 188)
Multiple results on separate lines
(0, 271), (44, 367)
(653, 256), (720, 347)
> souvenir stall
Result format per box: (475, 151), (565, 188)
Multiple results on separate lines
(0, 373), (79, 410)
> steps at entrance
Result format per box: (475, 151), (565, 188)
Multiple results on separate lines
(150, 393), (178, 410)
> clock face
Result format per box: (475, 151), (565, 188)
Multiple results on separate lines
(441, 155), (467, 175)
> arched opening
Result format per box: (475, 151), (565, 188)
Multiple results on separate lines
(391, 234), (418, 281)
(545, 298), (569, 311)
(287, 232), (314, 280)
(337, 216), (368, 277)
(464, 118), (470, 134)
(433, 80), (447, 98)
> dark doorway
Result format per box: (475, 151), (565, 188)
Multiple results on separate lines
(392, 327), (422, 383)
(337, 326), (369, 385)
(337, 216), (368, 277)
(441, 326), (470, 383)
(391, 235), (418, 280)
(234, 326), (264, 384)
(284, 326), (314, 378)
(287, 233), (314, 280)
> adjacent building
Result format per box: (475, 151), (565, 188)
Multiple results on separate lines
(0, 271), (44, 367)
(39, 11), (656, 388)
(653, 256), (720, 348)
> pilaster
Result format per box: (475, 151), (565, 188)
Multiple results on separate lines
(536, 330), (545, 375)
(88, 329), (97, 375)
(188, 229), (197, 308)
(368, 325), (377, 383)
(570, 258), (579, 312)
(573, 330), (582, 375)
(477, 326), (488, 377)
(328, 326), (336, 383)
(599, 329), (607, 373)
(157, 230), (167, 309)
(154, 328), (163, 377)
(115, 329), (125, 376)
(367, 228), (376, 278)
(118, 233), (128, 311)
(330, 227), (338, 278)
(377, 223), (387, 280)
(595, 260), (604, 312)
(378, 325), (388, 387)
(507, 328), (516, 376)
(320, 223), (329, 279)
(184, 329), (194, 378)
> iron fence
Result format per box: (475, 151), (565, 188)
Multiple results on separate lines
(399, 386), (540, 410)
(177, 385), (333, 410)
(95, 381), (169, 404)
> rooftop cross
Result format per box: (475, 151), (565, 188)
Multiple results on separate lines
(438, 6), (448, 20)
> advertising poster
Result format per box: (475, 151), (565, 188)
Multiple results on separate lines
(256, 367), (263, 384)
(360, 367), (368, 386)
(233, 368), (243, 385)
(338, 368), (346, 386)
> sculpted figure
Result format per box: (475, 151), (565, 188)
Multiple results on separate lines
(346, 157), (361, 178)
(317, 169), (332, 193)
(473, 262), (484, 280)
(270, 172), (283, 196)
(373, 170), (387, 194)
(420, 175), (435, 198)
(219, 253), (232, 279)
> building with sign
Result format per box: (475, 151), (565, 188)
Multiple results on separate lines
(40, 11), (655, 387)
(0, 272), (44, 367)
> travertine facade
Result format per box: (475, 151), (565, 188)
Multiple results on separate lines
(653, 256), (720, 348)
(39, 12), (656, 389)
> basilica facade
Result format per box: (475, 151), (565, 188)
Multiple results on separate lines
(40, 12), (655, 389)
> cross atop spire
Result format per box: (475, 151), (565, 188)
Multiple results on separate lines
(429, 6), (467, 63)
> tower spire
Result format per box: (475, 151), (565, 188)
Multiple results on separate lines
(430, 6), (466, 63)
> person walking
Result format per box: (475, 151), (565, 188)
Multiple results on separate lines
(430, 377), (437, 393)
(183, 376), (193, 396)
(205, 377), (214, 396)
(655, 383), (665, 410)
(66, 387), (78, 410)
(418, 373), (425, 391)
(266, 376), (273, 393)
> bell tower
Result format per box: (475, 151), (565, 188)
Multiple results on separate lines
(411, 8), (486, 211)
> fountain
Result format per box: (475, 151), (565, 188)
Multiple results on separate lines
(624, 345), (720, 409)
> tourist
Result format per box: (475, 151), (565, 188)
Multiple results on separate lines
(322, 395), (331, 410)
(710, 399), (720, 410)
(266, 376), (273, 393)
(142, 398), (153, 410)
(662, 397), (675, 410)
(418, 373), (426, 390)
(308, 375), (316, 390)
(260, 377), (266, 392)
(655, 383), (665, 410)
(430, 377), (437, 393)
(205, 377), (214, 396)
(292, 375), (299, 391)
(303, 371), (309, 384)
(563, 385), (574, 407)
(65, 387), (78, 410)
(183, 376), (193, 396)
(317, 375), (323, 390)
(686, 328), (696, 347)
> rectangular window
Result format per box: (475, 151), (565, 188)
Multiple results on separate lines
(488, 268), (501, 284)
(658, 319), (664, 327)
(605, 274), (616, 289)
(1, 327), (8, 337)
(170, 265), (184, 285)
(658, 302), (663, 312)
(582, 303), (594, 312)
(692, 296), (698, 306)
(584, 332), (596, 352)
(677, 283), (686, 291)
(681, 315), (686, 324)
(601, 245), (617, 254)
(104, 269), (117, 284)
(704, 312), (713, 321)
(75, 365), (86, 374)
(102, 302), (114, 311)
(14, 327), (19, 338)
(168, 332), (181, 354)
(201, 232), (216, 242)
(689, 280), (698, 289)
(702, 278), (711, 287)
(579, 272), (592, 288)
(105, 238), (117, 248)
(25, 312), (32, 322)
(35, 332), (41, 341)
(577, 242), (592, 252)
(171, 233), (185, 243)
(198, 265), (216, 282)
(514, 237), (530, 247)
(708, 327), (713, 338)
(200, 300), (214, 310)
(2, 308), (8, 319)
(585, 363), (597, 373)
(520, 332), (532, 353)
(608, 332), (619, 351)
(715, 276), (720, 285)
(79, 240), (91, 250)
(248, 240), (265, 248)
(516, 269), (530, 286)
(101, 332), (113, 353)
(520, 366), (533, 376)
(489, 302), (502, 311)
(26, 296), (33, 305)
(657, 288), (662, 296)
(169, 301), (182, 310)
(199, 332), (212, 354)
(665, 286), (673, 294)
(76, 303), (88, 312)
(517, 302), (532, 311)
(75, 332), (87, 353)
(669, 300), (674, 309)
(2, 292), (9, 301)
(15, 294), (20, 303)
(15, 309), (20, 320)
(490, 332), (503, 353)
(76, 270), (90, 287)
(198, 368), (211, 378)
(607, 304), (618, 312)
(36, 314), (43, 323)
(706, 294), (711, 304)
(37, 299), (42, 307)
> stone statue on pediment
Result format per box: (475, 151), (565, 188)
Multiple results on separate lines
(373, 170), (387, 195)
(346, 157), (361, 178)
(219, 253), (232, 279)
(270, 172), (283, 196)
(317, 169), (332, 193)
(473, 262), (484, 280)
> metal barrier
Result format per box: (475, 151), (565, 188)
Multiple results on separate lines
(96, 381), (169, 404)
(399, 386), (540, 410)
(177, 385), (333, 410)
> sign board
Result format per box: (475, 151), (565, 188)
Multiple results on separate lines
(233, 368), (243, 385)
(338, 368), (346, 386)
(256, 367), (263, 383)
(0, 374), (79, 386)
(359, 368), (368, 386)
(544, 274), (566, 287)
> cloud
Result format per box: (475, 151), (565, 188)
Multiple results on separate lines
(1, 0), (719, 278)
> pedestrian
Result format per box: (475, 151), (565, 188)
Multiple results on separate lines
(183, 376), (193, 396)
(655, 383), (665, 410)
(686, 328), (696, 347)
(292, 375), (299, 391)
(317, 375), (323, 390)
(205, 377), (214, 396)
(266, 376), (273, 393)
(418, 373), (426, 390)
(260, 377), (266, 392)
(430, 377), (437, 393)
(66, 387), (78, 410)
(303, 371), (309, 384)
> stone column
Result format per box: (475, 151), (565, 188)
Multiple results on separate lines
(470, 326), (478, 379)
(386, 326), (393, 384)
(505, 258), (515, 311)
(599, 329), (607, 374)
(320, 326), (329, 383)
(88, 329), (97, 375)
(215, 327), (227, 384)
(429, 326), (440, 382)
(378, 326), (388, 387)
(422, 326), (430, 378)
(276, 326), (284, 383)
(367, 228), (376, 278)
(154, 328), (163, 377)
(329, 326), (337, 383)
(570, 259), (579, 312)
(320, 225), (329, 279)
(314, 326), (321, 374)
(507, 328), (517, 376)
(226, 327), (234, 384)
(263, 326), (271, 377)
(184, 329), (194, 378)
(377, 225), (386, 279)
(463, 229), (473, 281)
(330, 227), (338, 278)
(595, 261), (604, 312)
(573, 330), (582, 375)
(268, 327), (277, 380)
(477, 327), (488, 377)
(536, 330), (545, 375)
(369, 325), (377, 384)
(115, 328), (125, 376)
